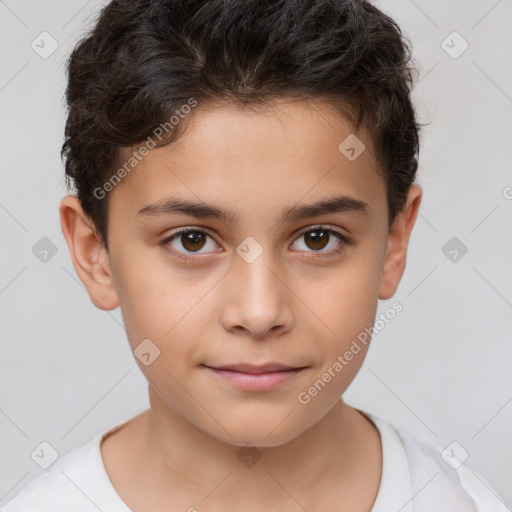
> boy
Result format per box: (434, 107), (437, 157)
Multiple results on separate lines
(2, 0), (509, 510)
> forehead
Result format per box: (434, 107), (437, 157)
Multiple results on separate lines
(109, 99), (387, 227)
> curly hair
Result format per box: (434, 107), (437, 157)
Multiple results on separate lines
(61, 0), (422, 252)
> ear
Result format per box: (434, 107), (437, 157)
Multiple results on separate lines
(59, 195), (119, 310)
(378, 184), (422, 300)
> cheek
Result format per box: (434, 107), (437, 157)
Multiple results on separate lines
(311, 253), (382, 332)
(112, 245), (202, 335)
(308, 251), (381, 377)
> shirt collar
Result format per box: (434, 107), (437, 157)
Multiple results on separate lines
(357, 409), (414, 512)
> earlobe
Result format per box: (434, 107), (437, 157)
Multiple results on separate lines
(59, 195), (119, 311)
(378, 185), (422, 300)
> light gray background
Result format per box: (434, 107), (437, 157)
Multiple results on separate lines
(1, 0), (511, 507)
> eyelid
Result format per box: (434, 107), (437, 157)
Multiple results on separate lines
(295, 223), (347, 239)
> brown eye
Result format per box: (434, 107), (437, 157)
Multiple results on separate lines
(180, 231), (207, 252)
(292, 225), (347, 256)
(304, 229), (330, 251)
(163, 228), (219, 259)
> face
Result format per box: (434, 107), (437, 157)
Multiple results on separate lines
(60, 98), (421, 447)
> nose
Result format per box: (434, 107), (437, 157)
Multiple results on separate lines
(220, 250), (294, 340)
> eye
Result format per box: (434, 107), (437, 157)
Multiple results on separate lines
(161, 224), (348, 263)
(161, 228), (220, 261)
(291, 225), (348, 258)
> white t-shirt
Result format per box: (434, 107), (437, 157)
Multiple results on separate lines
(1, 410), (510, 512)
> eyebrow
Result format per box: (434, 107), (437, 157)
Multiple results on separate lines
(136, 195), (371, 224)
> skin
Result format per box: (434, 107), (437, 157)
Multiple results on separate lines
(60, 97), (422, 511)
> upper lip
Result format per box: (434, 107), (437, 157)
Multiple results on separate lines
(204, 363), (305, 373)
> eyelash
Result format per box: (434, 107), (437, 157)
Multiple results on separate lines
(161, 225), (348, 263)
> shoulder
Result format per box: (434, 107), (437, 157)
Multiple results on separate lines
(1, 435), (102, 512)
(0, 423), (130, 512)
(367, 411), (510, 512)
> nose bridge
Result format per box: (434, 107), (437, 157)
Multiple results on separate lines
(236, 241), (285, 304)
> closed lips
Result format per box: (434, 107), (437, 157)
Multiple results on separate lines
(203, 364), (306, 373)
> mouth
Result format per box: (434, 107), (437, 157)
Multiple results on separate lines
(202, 363), (307, 391)
(205, 362), (306, 373)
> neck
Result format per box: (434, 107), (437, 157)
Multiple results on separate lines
(135, 385), (381, 510)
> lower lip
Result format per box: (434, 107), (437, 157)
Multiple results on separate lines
(204, 366), (305, 391)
